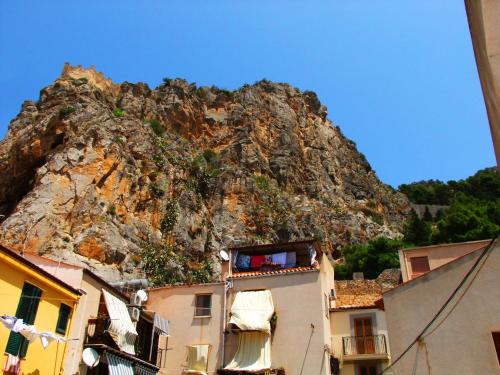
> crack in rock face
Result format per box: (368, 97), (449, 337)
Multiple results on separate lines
(0, 64), (410, 282)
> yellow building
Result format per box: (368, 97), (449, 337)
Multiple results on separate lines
(0, 244), (80, 375)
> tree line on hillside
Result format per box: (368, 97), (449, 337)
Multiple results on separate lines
(335, 167), (500, 280)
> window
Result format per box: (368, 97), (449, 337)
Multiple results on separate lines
(357, 365), (377, 375)
(410, 256), (430, 278)
(354, 317), (374, 354)
(55, 303), (71, 335)
(194, 294), (212, 317)
(5, 282), (42, 357)
(493, 332), (500, 364)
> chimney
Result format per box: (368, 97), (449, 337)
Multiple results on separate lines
(353, 272), (364, 280)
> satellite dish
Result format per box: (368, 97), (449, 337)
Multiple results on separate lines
(136, 289), (148, 303)
(82, 348), (100, 368)
(219, 250), (229, 261)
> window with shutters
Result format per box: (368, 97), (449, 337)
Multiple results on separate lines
(493, 332), (500, 364)
(354, 317), (375, 354)
(194, 294), (212, 317)
(410, 256), (430, 278)
(5, 282), (42, 358)
(55, 303), (71, 335)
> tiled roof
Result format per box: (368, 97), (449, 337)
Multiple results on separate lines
(333, 279), (382, 310)
(231, 266), (319, 278)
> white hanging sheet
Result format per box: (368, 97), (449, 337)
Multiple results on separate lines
(229, 290), (274, 333)
(224, 332), (271, 372)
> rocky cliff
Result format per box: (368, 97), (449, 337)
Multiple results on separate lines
(0, 64), (409, 281)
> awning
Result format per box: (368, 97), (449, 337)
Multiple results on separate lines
(106, 352), (134, 375)
(224, 332), (271, 372)
(135, 363), (158, 375)
(102, 289), (138, 355)
(229, 290), (274, 333)
(153, 313), (169, 336)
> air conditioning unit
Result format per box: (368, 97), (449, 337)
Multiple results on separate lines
(129, 307), (140, 322)
(130, 293), (142, 307)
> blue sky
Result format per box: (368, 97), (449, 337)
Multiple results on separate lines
(0, 0), (495, 187)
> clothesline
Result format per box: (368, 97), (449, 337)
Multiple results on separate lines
(0, 315), (74, 348)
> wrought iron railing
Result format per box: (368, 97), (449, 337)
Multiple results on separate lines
(342, 335), (387, 356)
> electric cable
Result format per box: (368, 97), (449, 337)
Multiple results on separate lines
(378, 236), (497, 375)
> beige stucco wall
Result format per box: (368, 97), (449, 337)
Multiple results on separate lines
(61, 272), (128, 375)
(384, 241), (500, 374)
(227, 270), (331, 375)
(399, 239), (490, 282)
(25, 254), (84, 289)
(147, 283), (225, 375)
(330, 309), (391, 375)
(465, 0), (500, 166)
(147, 253), (335, 375)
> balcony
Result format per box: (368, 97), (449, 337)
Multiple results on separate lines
(342, 335), (389, 361)
(85, 317), (164, 369)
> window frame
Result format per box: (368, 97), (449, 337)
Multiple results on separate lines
(194, 294), (212, 318)
(55, 303), (72, 335)
(324, 293), (330, 319)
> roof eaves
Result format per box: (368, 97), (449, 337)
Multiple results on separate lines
(401, 239), (491, 253)
(0, 244), (82, 296)
(82, 269), (131, 301)
(230, 266), (319, 279)
(384, 239), (495, 295)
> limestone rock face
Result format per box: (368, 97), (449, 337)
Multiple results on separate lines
(0, 64), (410, 281)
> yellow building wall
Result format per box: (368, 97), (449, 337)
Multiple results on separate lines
(0, 255), (78, 375)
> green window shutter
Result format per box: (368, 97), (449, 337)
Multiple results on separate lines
(5, 282), (42, 358)
(55, 304), (71, 335)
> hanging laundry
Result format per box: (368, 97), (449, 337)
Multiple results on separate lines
(3, 354), (21, 374)
(0, 315), (66, 349)
(236, 254), (251, 270)
(39, 332), (58, 348)
(308, 244), (317, 265)
(264, 254), (273, 263)
(19, 325), (39, 343)
(250, 255), (265, 270)
(0, 315), (19, 331)
(232, 251), (239, 267)
(285, 252), (296, 268)
(271, 252), (287, 268)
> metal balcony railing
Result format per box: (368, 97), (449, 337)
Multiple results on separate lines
(342, 335), (387, 356)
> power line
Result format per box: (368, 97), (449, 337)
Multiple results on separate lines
(378, 236), (497, 375)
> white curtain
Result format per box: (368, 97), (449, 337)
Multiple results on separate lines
(184, 344), (209, 375)
(225, 290), (274, 372)
(229, 290), (274, 333)
(224, 332), (271, 372)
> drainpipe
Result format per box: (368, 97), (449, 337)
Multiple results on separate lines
(221, 278), (229, 367)
(221, 251), (233, 367)
(68, 290), (88, 375)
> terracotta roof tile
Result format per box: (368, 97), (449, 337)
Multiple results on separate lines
(231, 266), (319, 278)
(333, 280), (382, 309)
